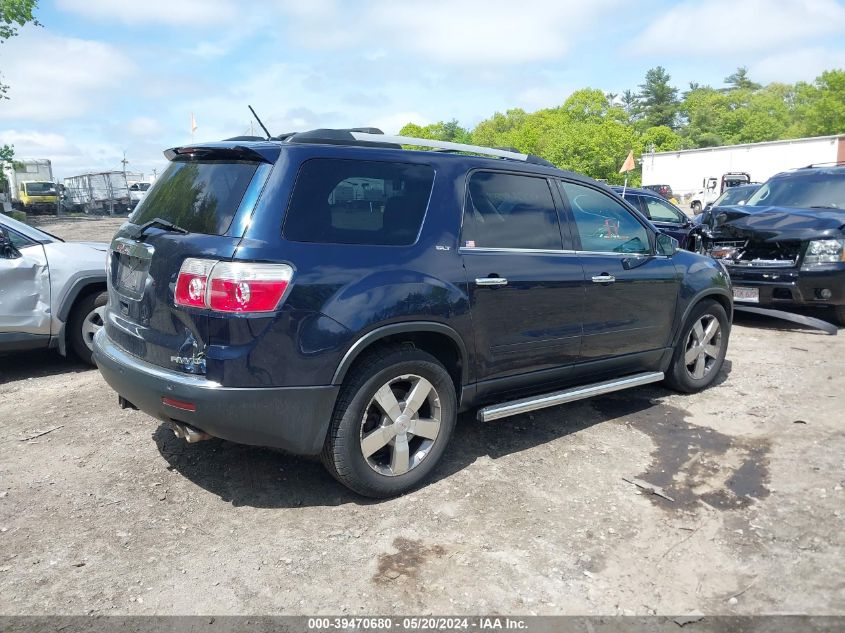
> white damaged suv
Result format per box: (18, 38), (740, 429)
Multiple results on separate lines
(0, 213), (108, 365)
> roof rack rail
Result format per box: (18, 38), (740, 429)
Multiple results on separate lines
(351, 132), (557, 167)
(801, 160), (845, 168)
(351, 132), (528, 161)
(278, 128), (557, 167)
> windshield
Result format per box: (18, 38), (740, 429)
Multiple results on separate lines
(713, 186), (757, 207)
(746, 172), (845, 209)
(130, 160), (260, 235)
(24, 181), (56, 195)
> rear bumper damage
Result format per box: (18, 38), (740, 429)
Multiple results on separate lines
(93, 329), (339, 454)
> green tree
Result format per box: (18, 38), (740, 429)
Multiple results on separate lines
(398, 119), (471, 144)
(620, 89), (638, 117)
(724, 66), (761, 91)
(638, 66), (679, 129)
(793, 70), (845, 136)
(1, 0), (41, 99)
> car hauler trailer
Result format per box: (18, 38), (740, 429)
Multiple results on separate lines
(63, 171), (143, 214)
(642, 134), (845, 211)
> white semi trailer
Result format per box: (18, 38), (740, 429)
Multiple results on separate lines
(642, 134), (845, 212)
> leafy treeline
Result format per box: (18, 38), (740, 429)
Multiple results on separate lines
(400, 67), (845, 185)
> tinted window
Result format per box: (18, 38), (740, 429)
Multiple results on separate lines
(284, 159), (433, 246)
(461, 172), (561, 249)
(560, 182), (651, 254)
(643, 196), (685, 223)
(130, 160), (259, 235)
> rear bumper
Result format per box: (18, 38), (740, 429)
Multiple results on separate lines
(727, 264), (845, 308)
(93, 329), (339, 454)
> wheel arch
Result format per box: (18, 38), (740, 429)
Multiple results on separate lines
(57, 275), (107, 322)
(672, 288), (732, 347)
(331, 321), (469, 395)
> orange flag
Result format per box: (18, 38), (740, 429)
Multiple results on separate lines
(619, 149), (635, 173)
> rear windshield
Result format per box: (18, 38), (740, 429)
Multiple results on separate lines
(283, 158), (434, 246)
(130, 160), (259, 235)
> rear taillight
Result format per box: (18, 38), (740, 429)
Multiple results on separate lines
(208, 262), (292, 312)
(175, 258), (293, 313)
(175, 258), (215, 308)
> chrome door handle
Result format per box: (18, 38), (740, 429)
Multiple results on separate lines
(475, 277), (508, 287)
(591, 274), (616, 284)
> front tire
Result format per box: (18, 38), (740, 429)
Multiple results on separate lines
(691, 201), (702, 214)
(68, 290), (107, 365)
(835, 306), (845, 327)
(321, 346), (457, 498)
(664, 300), (729, 393)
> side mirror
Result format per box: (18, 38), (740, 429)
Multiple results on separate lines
(0, 226), (22, 259)
(656, 232), (678, 256)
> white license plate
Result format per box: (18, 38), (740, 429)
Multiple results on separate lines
(733, 286), (759, 303)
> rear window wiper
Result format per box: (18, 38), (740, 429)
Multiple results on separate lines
(129, 217), (189, 239)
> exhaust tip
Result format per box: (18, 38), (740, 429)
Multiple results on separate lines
(169, 421), (212, 443)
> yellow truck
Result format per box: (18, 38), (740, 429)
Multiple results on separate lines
(2, 159), (58, 213)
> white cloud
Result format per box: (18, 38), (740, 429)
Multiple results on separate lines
(371, 112), (429, 134)
(55, 0), (238, 27)
(127, 116), (165, 138)
(0, 30), (134, 121)
(274, 0), (623, 64)
(750, 47), (845, 84)
(630, 0), (845, 57)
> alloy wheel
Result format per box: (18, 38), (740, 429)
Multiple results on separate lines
(684, 314), (722, 380)
(359, 374), (442, 477)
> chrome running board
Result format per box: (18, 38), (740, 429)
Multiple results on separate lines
(477, 371), (664, 422)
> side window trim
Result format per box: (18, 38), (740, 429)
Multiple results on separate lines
(556, 179), (656, 255)
(459, 168), (566, 252)
(3, 225), (38, 249)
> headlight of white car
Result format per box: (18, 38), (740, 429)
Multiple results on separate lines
(802, 239), (845, 269)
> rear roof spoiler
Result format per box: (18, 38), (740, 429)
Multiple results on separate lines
(164, 144), (276, 163)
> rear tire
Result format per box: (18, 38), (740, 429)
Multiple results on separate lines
(664, 300), (729, 393)
(321, 346), (457, 498)
(691, 201), (702, 214)
(68, 290), (107, 365)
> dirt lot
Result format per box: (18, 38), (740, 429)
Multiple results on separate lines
(1, 218), (844, 616)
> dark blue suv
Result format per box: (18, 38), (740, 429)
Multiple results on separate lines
(93, 129), (733, 497)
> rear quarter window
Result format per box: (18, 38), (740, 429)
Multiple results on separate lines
(283, 158), (434, 246)
(130, 160), (260, 235)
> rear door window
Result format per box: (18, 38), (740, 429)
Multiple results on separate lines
(559, 182), (651, 254)
(283, 159), (434, 246)
(461, 172), (562, 250)
(642, 196), (686, 224)
(130, 160), (260, 235)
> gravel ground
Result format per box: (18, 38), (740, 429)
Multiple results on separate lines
(1, 218), (843, 616)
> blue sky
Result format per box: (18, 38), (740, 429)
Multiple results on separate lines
(1, 0), (845, 180)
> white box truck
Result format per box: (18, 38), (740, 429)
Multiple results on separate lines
(2, 159), (58, 213)
(642, 134), (845, 213)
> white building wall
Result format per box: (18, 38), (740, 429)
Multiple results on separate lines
(642, 135), (843, 196)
